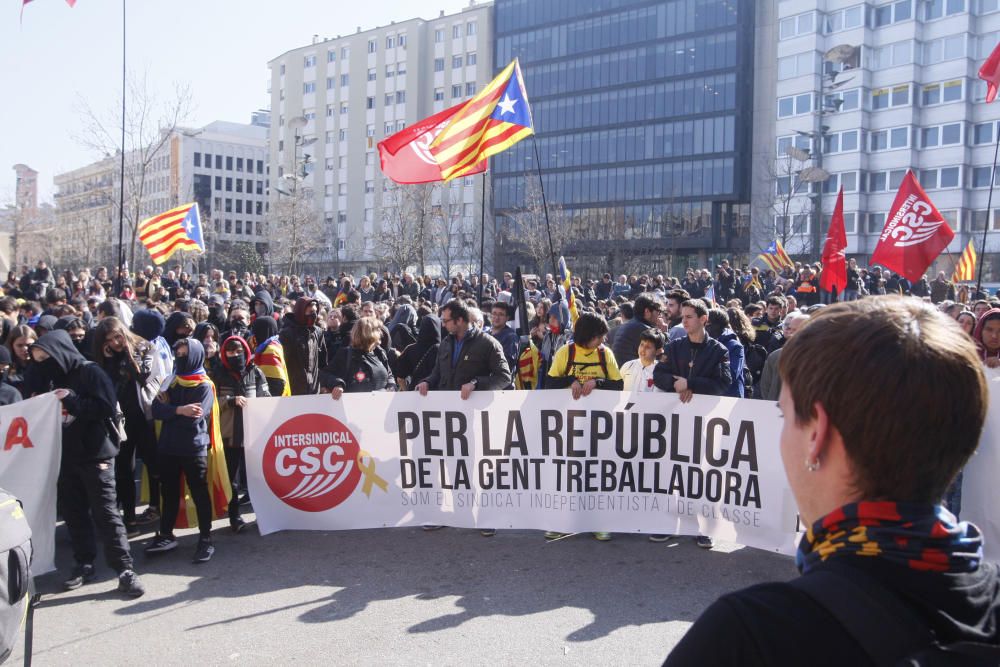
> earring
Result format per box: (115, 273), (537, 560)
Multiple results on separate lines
(805, 458), (820, 472)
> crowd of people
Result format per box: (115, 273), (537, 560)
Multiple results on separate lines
(2, 257), (998, 602)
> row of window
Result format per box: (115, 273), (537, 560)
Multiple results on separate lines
(777, 79), (969, 118)
(366, 33), (409, 53)
(779, 207), (998, 235)
(213, 218), (263, 237)
(776, 120), (983, 156)
(780, 0), (991, 40)
(493, 158), (737, 210)
(433, 54), (477, 71)
(434, 22), (477, 42)
(212, 197), (265, 216)
(524, 32), (738, 99)
(192, 153), (264, 174)
(195, 174), (265, 195)
(775, 165), (1000, 197)
(496, 0), (737, 37)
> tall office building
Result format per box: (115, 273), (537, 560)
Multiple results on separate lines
(267, 2), (494, 276)
(753, 0), (1000, 280)
(492, 0), (755, 276)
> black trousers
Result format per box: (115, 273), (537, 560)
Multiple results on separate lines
(57, 458), (134, 573)
(224, 446), (245, 521)
(159, 454), (212, 538)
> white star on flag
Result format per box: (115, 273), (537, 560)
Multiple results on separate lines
(497, 94), (517, 116)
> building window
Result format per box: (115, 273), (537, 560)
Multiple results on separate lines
(973, 121), (995, 144)
(226, 156), (233, 170)
(304, 55), (316, 68)
(871, 84), (910, 110)
(398, 34), (406, 47)
(341, 46), (350, 59)
(467, 52), (477, 66)
(777, 92), (813, 117)
(385, 64), (395, 78)
(922, 79), (964, 105)
(872, 0), (913, 26)
(216, 155), (222, 169)
(225, 177), (232, 191)
(396, 61), (406, 75)
(465, 82), (476, 96)
(365, 180), (374, 193)
(870, 41), (914, 69)
(367, 68), (377, 81)
(205, 153), (212, 168)
(193, 152), (201, 167)
(972, 165), (999, 187)
(225, 219), (232, 234)
(340, 102), (349, 114)
(215, 176), (222, 190)
(824, 88), (861, 112)
(922, 122), (962, 147)
(434, 28), (444, 43)
(867, 212), (886, 234)
(367, 96), (375, 109)
(921, 167), (961, 188)
(824, 5), (864, 32)
(467, 22), (477, 35)
(225, 198), (232, 213)
(327, 77), (335, 90)
(924, 0), (966, 20)
(340, 74), (350, 86)
(453, 24), (462, 39)
(236, 200), (243, 213)
(434, 88), (444, 101)
(779, 11), (816, 39)
(452, 84), (462, 98)
(385, 36), (395, 49)
(396, 90), (405, 104)
(339, 156), (348, 169)
(777, 52), (816, 79)
(870, 126), (911, 151)
(385, 93), (393, 106)
(922, 34), (967, 64)
(452, 55), (463, 69)
(338, 183), (348, 195)
(328, 50), (336, 63)
(339, 128), (348, 140)
(367, 39), (376, 53)
(434, 58), (444, 72)
(303, 82), (316, 94)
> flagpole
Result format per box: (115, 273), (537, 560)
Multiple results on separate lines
(530, 136), (559, 278)
(477, 171), (487, 305)
(977, 125), (1000, 297)
(115, 0), (126, 297)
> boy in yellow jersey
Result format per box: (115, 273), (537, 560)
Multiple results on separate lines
(544, 312), (623, 542)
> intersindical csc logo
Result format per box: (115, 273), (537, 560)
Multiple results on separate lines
(262, 414), (362, 512)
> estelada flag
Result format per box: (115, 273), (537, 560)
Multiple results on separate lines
(820, 186), (848, 293)
(870, 171), (955, 282)
(138, 202), (204, 265)
(378, 102), (486, 184)
(952, 239), (977, 282)
(980, 40), (1000, 103)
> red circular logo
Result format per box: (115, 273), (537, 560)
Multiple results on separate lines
(262, 413), (362, 512)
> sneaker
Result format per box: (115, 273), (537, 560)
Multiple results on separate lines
(125, 522), (141, 538)
(648, 534), (673, 543)
(137, 507), (160, 525)
(544, 531), (568, 540)
(593, 532), (612, 542)
(117, 569), (145, 597)
(193, 538), (215, 564)
(422, 525), (444, 531)
(63, 563), (97, 590)
(230, 517), (247, 534)
(145, 534), (178, 555)
(695, 535), (715, 549)
(480, 528), (497, 537)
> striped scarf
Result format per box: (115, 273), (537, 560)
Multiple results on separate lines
(254, 335), (291, 396)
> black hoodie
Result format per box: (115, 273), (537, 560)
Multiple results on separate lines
(278, 297), (325, 395)
(396, 315), (441, 385)
(249, 290), (274, 319)
(163, 311), (193, 347)
(32, 329), (119, 462)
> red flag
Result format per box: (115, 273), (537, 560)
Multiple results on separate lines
(820, 186), (848, 294)
(870, 171), (955, 282)
(21, 0), (75, 21)
(378, 102), (486, 184)
(980, 40), (1000, 103)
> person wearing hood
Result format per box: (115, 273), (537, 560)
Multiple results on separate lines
(279, 297), (326, 395)
(397, 314), (441, 390)
(249, 289), (275, 322)
(973, 308), (1000, 368)
(0, 346), (22, 406)
(537, 300), (572, 389)
(31, 330), (145, 597)
(706, 308), (746, 398)
(250, 315), (290, 397)
(163, 311), (195, 348)
(54, 315), (92, 360)
(146, 338), (225, 564)
(387, 303), (418, 352)
(211, 336), (269, 532)
(222, 305), (251, 343)
(35, 313), (59, 336)
(665, 298), (1000, 666)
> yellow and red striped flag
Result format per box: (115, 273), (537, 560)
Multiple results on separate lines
(952, 239), (977, 282)
(430, 59), (533, 181)
(758, 239), (795, 272)
(138, 202), (204, 265)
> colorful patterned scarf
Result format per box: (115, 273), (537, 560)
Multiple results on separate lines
(253, 335), (291, 396)
(796, 501), (983, 575)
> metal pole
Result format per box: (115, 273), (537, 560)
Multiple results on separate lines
(976, 125), (1000, 297)
(530, 135), (558, 277)
(477, 171), (487, 305)
(115, 0), (126, 296)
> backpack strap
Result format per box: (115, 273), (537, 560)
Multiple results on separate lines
(597, 345), (608, 378)
(789, 563), (935, 665)
(564, 343), (576, 377)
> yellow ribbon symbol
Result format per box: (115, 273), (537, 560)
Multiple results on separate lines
(356, 450), (388, 498)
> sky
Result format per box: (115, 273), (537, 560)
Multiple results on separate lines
(0, 0), (476, 204)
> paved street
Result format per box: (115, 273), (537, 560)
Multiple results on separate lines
(15, 518), (793, 666)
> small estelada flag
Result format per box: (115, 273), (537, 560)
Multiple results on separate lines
(952, 239), (977, 283)
(138, 203), (204, 265)
(870, 171), (955, 282)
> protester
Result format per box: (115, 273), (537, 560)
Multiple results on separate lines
(706, 308), (745, 398)
(619, 328), (664, 395)
(6, 324), (37, 397)
(974, 308), (1000, 368)
(31, 330), (144, 596)
(611, 295), (663, 365)
(665, 297), (998, 665)
(759, 311), (810, 402)
(279, 296), (326, 395)
(487, 302), (520, 374)
(251, 315), (290, 397)
(321, 316), (396, 396)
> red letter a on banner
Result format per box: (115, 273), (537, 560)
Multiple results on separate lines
(3, 417), (33, 451)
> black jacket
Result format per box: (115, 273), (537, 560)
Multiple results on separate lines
(397, 315), (441, 385)
(278, 300), (326, 395)
(33, 330), (118, 463)
(211, 341), (269, 448)
(653, 335), (731, 396)
(421, 327), (511, 391)
(611, 314), (654, 366)
(151, 338), (214, 457)
(320, 346), (396, 393)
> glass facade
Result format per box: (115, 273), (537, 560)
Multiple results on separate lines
(493, 0), (754, 274)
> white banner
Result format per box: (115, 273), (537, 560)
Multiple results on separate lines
(245, 391), (801, 555)
(0, 394), (62, 574)
(958, 368), (1000, 560)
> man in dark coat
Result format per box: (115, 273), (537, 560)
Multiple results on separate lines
(415, 300), (510, 397)
(279, 297), (327, 395)
(612, 295), (663, 365)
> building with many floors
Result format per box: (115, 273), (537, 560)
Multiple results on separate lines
(266, 2), (494, 276)
(752, 0), (1000, 281)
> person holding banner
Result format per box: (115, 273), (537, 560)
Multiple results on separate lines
(320, 316), (396, 397)
(665, 298), (998, 665)
(30, 330), (145, 597)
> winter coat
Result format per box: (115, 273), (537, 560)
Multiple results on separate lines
(278, 297), (326, 395)
(421, 327), (511, 391)
(611, 314), (655, 366)
(211, 337), (269, 447)
(716, 330), (745, 398)
(397, 315), (441, 385)
(320, 345), (396, 393)
(653, 334), (732, 397)
(151, 338), (214, 457)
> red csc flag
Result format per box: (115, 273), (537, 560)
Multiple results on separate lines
(820, 186), (848, 294)
(377, 102), (486, 184)
(980, 40), (1000, 103)
(870, 171), (955, 282)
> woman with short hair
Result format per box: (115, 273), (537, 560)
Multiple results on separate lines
(320, 316), (396, 399)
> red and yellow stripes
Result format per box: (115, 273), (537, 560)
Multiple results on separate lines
(255, 338), (292, 397)
(139, 203), (200, 264)
(952, 239), (977, 282)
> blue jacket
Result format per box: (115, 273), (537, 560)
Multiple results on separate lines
(716, 330), (745, 398)
(152, 338), (214, 457)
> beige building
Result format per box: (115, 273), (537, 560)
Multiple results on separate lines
(267, 1), (494, 275)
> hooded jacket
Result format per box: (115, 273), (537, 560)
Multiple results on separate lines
(251, 315), (287, 397)
(193, 321), (222, 375)
(211, 336), (269, 447)
(151, 338), (214, 457)
(163, 311), (193, 347)
(388, 304), (418, 352)
(249, 290), (275, 319)
(973, 308), (1000, 362)
(32, 330), (119, 462)
(320, 344), (396, 393)
(397, 315), (441, 384)
(278, 297), (326, 395)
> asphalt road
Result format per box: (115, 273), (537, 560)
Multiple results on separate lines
(13, 518), (794, 666)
